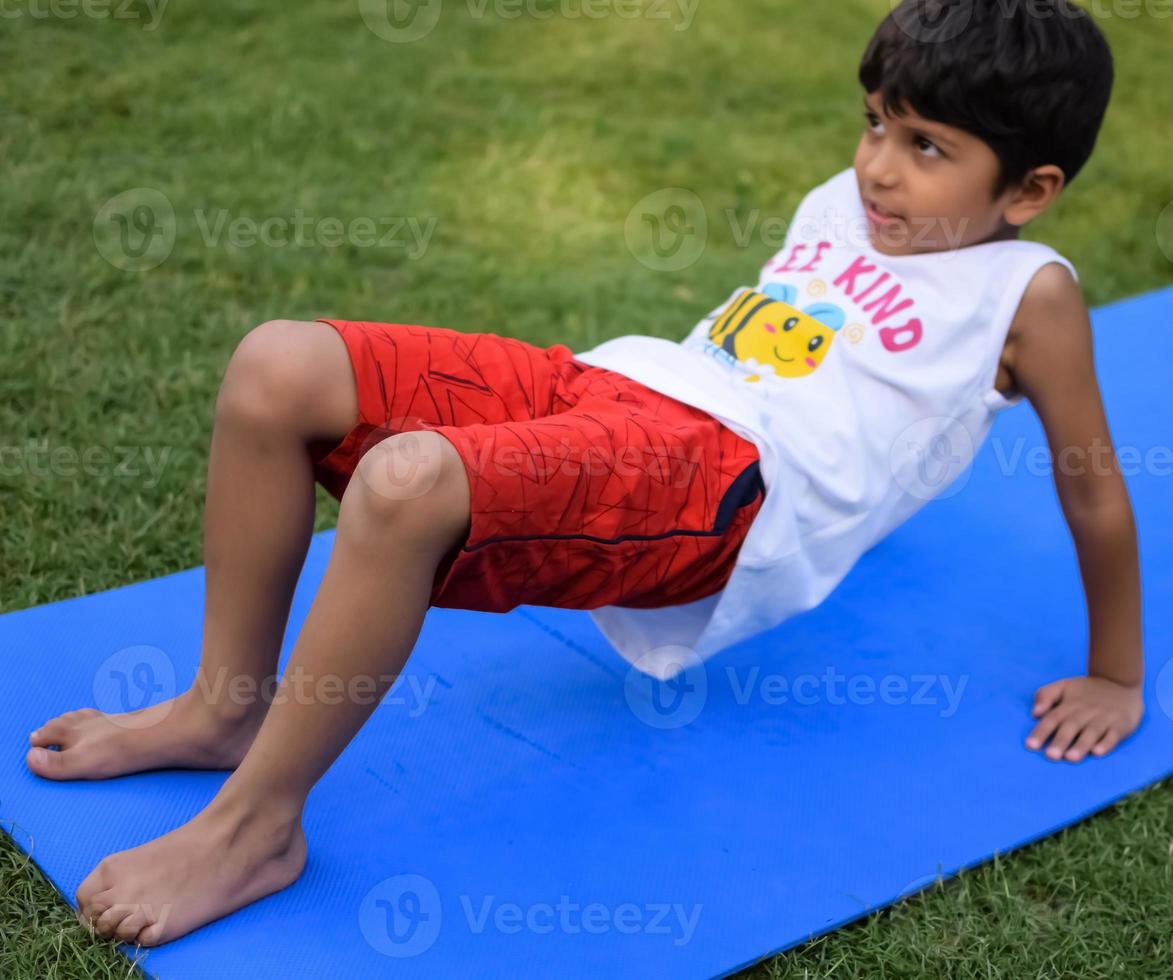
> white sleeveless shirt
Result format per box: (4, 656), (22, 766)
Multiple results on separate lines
(573, 166), (1078, 680)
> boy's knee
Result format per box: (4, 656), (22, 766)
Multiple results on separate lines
(343, 431), (470, 544)
(216, 319), (337, 427)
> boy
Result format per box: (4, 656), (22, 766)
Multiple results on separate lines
(26, 0), (1144, 947)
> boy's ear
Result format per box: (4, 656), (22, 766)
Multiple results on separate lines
(1002, 165), (1066, 227)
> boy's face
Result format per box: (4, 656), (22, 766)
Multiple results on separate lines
(852, 89), (1021, 256)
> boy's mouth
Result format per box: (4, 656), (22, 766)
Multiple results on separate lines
(863, 197), (904, 226)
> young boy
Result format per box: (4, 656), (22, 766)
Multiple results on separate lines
(26, 0), (1144, 948)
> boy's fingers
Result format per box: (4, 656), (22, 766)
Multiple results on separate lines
(1025, 702), (1075, 749)
(1044, 712), (1096, 760)
(1032, 681), (1066, 716)
(1064, 721), (1109, 762)
(1090, 728), (1121, 756)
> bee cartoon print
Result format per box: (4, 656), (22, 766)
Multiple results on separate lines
(706, 283), (846, 381)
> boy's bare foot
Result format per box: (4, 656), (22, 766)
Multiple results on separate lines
(75, 791), (306, 946)
(26, 691), (267, 780)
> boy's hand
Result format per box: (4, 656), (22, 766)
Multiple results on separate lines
(1025, 676), (1144, 763)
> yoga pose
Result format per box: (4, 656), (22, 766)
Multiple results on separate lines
(25, 0), (1144, 947)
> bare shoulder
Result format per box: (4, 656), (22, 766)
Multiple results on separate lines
(998, 261), (1087, 400)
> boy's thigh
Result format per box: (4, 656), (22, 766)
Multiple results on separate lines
(309, 318), (582, 502)
(426, 389), (765, 613)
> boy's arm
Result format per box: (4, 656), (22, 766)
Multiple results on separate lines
(1005, 262), (1145, 763)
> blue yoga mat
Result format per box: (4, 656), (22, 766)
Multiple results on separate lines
(2, 287), (1171, 979)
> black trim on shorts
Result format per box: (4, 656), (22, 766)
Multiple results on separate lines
(461, 458), (765, 552)
(711, 458), (765, 535)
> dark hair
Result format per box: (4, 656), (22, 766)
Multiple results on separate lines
(859, 0), (1114, 197)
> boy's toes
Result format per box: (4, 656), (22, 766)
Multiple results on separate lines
(26, 745), (63, 778)
(27, 745), (86, 780)
(29, 716), (72, 747)
(30, 708), (99, 743)
(114, 907), (148, 944)
(137, 920), (167, 947)
(95, 903), (135, 940)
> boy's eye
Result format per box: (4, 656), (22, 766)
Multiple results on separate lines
(863, 109), (945, 158)
(915, 135), (942, 158)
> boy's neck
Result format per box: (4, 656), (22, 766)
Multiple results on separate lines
(976, 220), (1023, 247)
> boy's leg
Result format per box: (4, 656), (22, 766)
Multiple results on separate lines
(73, 429), (471, 947)
(27, 319), (361, 779)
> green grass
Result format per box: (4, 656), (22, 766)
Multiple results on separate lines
(1, 0), (1171, 975)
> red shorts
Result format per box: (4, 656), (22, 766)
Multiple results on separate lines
(309, 319), (765, 613)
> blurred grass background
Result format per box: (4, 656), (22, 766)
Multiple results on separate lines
(1, 0), (1171, 975)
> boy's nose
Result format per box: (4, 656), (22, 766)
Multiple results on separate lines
(863, 155), (900, 191)
(861, 141), (901, 189)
